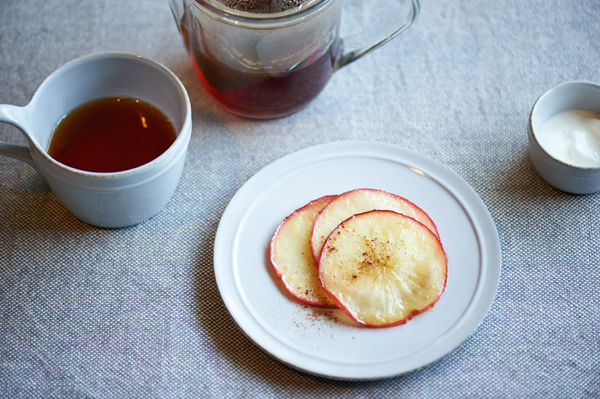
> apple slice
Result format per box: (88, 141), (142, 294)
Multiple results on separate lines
(311, 188), (439, 263)
(319, 210), (447, 327)
(270, 195), (338, 307)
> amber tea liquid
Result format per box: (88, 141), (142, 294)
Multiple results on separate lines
(188, 42), (337, 118)
(48, 97), (177, 173)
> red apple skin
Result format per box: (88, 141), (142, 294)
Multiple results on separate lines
(318, 210), (447, 328)
(270, 195), (339, 308)
(310, 188), (440, 264)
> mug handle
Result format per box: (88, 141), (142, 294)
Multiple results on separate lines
(0, 104), (37, 169)
(336, 0), (420, 69)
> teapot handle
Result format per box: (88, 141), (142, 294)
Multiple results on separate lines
(336, 0), (420, 70)
(0, 104), (37, 169)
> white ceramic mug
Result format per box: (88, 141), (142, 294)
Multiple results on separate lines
(0, 52), (192, 228)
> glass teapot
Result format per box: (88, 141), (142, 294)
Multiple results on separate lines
(169, 0), (420, 118)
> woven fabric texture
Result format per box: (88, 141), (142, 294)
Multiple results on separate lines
(1, 0), (599, 397)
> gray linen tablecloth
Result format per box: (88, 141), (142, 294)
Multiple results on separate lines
(1, 0), (599, 397)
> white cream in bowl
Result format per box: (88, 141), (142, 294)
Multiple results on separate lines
(536, 109), (600, 168)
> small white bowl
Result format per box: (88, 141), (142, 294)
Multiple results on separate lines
(528, 81), (600, 194)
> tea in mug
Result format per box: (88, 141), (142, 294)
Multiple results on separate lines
(47, 97), (177, 173)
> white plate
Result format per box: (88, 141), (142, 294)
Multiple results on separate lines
(213, 141), (501, 380)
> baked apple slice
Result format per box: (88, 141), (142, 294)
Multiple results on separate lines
(311, 188), (439, 263)
(319, 210), (447, 327)
(270, 195), (338, 307)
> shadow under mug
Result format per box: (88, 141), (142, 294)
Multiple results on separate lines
(0, 52), (192, 228)
(169, 0), (420, 119)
